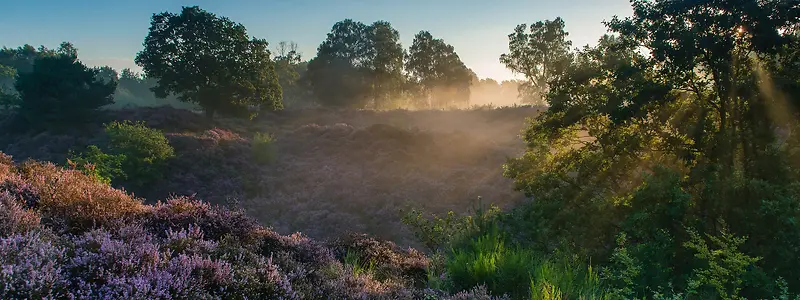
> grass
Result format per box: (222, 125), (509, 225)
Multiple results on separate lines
(252, 132), (276, 164)
(344, 249), (377, 278)
(444, 225), (610, 299)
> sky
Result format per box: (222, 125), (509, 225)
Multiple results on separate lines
(0, 0), (633, 81)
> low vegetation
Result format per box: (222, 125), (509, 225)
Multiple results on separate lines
(0, 0), (798, 298)
(0, 152), (511, 299)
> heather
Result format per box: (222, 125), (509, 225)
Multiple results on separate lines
(0, 153), (507, 299)
(1, 0), (799, 298)
(0, 106), (533, 245)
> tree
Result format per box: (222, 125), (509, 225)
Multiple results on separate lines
(500, 18), (572, 105)
(305, 19), (405, 108)
(14, 45), (116, 127)
(0, 43), (66, 94)
(405, 31), (473, 108)
(94, 66), (119, 84)
(135, 6), (282, 119)
(273, 41), (313, 108)
(366, 21), (405, 109)
(502, 1), (800, 297)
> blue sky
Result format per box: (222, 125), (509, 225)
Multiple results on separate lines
(0, 0), (633, 81)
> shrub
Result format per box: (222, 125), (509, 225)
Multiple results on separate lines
(0, 176), (41, 208)
(401, 200), (501, 252)
(14, 51), (116, 128)
(0, 231), (69, 299)
(252, 132), (276, 164)
(17, 161), (145, 232)
(0, 192), (41, 236)
(67, 145), (126, 185)
(104, 120), (174, 185)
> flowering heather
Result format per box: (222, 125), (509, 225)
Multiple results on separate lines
(0, 231), (69, 299)
(0, 152), (505, 299)
(0, 192), (41, 236)
(16, 160), (146, 232)
(0, 176), (41, 208)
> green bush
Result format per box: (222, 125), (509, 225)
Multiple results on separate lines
(67, 145), (126, 185)
(104, 120), (174, 185)
(401, 199), (501, 252)
(252, 132), (276, 164)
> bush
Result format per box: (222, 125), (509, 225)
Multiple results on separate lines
(67, 145), (126, 185)
(0, 192), (41, 236)
(104, 120), (174, 185)
(16, 161), (145, 232)
(14, 52), (116, 128)
(252, 132), (276, 164)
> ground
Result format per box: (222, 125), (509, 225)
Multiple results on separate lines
(0, 105), (541, 246)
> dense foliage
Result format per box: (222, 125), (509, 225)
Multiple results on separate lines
(103, 121), (175, 186)
(3, 1), (800, 299)
(493, 0), (800, 299)
(306, 19), (406, 109)
(500, 18), (572, 105)
(406, 31), (474, 109)
(135, 6), (283, 119)
(14, 44), (116, 127)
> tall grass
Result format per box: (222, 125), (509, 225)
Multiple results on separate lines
(445, 224), (610, 299)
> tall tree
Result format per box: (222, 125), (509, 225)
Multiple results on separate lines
(135, 6), (282, 119)
(500, 18), (572, 105)
(14, 46), (116, 126)
(366, 21), (405, 108)
(306, 20), (372, 108)
(273, 41), (313, 108)
(405, 31), (473, 108)
(305, 19), (405, 108)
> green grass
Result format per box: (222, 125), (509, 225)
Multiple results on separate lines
(343, 249), (377, 278)
(252, 132), (277, 165)
(444, 225), (611, 299)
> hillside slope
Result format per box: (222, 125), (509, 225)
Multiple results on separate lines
(0, 152), (508, 299)
(0, 106), (540, 245)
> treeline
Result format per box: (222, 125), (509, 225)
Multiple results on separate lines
(0, 5), (545, 128)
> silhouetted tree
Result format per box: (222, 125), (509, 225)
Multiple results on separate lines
(306, 19), (405, 108)
(406, 31), (472, 108)
(135, 6), (282, 119)
(94, 66), (119, 84)
(273, 41), (314, 108)
(500, 18), (572, 105)
(14, 46), (116, 127)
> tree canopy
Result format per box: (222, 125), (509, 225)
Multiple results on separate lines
(500, 18), (572, 105)
(135, 6), (282, 119)
(306, 19), (405, 108)
(502, 0), (800, 298)
(406, 31), (473, 108)
(14, 45), (116, 127)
